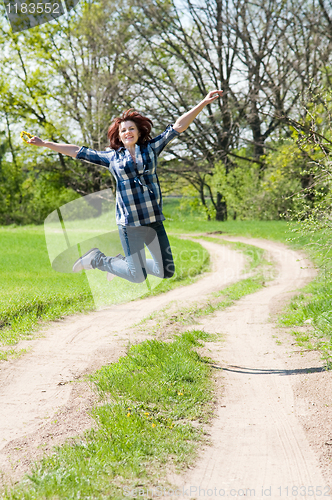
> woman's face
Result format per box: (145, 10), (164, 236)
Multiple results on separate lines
(119, 120), (140, 148)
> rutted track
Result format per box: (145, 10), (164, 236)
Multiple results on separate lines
(0, 237), (331, 498)
(168, 237), (331, 500)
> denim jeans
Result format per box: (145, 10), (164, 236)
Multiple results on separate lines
(91, 221), (175, 283)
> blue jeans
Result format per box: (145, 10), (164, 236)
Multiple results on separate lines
(91, 221), (175, 283)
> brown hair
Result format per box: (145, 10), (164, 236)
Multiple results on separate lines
(107, 109), (153, 150)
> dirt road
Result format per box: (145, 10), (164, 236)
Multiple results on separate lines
(169, 237), (332, 500)
(0, 237), (331, 499)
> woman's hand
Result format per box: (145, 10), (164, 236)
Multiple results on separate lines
(173, 89), (223, 133)
(27, 136), (46, 147)
(202, 89), (223, 105)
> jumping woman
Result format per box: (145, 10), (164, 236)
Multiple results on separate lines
(28, 90), (223, 284)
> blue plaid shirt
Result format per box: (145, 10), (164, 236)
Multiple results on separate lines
(76, 125), (180, 226)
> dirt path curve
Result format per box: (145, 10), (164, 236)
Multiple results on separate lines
(168, 237), (331, 500)
(0, 237), (330, 498)
(0, 240), (245, 480)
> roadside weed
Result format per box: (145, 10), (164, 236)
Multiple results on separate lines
(279, 277), (332, 363)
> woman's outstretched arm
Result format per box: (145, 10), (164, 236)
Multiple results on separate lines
(27, 136), (81, 158)
(173, 90), (223, 133)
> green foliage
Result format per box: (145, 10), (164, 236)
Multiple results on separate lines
(215, 159), (261, 220)
(248, 144), (305, 219)
(172, 145), (310, 222)
(20, 174), (80, 224)
(0, 0), (141, 224)
(0, 167), (81, 225)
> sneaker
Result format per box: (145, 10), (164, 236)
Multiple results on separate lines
(72, 248), (100, 273)
(106, 254), (125, 282)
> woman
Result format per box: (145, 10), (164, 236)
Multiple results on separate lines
(28, 90), (223, 283)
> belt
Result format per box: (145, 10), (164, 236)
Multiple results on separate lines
(134, 174), (154, 195)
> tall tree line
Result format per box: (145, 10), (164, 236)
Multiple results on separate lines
(0, 0), (331, 222)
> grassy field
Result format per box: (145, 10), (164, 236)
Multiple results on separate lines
(0, 223), (209, 358)
(163, 198), (292, 241)
(1, 233), (271, 499)
(1, 198), (331, 361)
(1, 198), (332, 498)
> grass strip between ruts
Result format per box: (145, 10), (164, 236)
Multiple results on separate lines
(196, 236), (268, 272)
(137, 275), (268, 334)
(2, 330), (216, 499)
(176, 236), (272, 321)
(134, 238), (272, 336)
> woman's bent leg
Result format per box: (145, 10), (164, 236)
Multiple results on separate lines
(144, 221), (175, 279)
(91, 225), (147, 283)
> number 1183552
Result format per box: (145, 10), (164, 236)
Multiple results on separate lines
(6, 2), (60, 14)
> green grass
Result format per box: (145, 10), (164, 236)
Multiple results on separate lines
(2, 331), (216, 499)
(135, 238), (271, 337)
(289, 330), (315, 350)
(164, 275), (267, 327)
(0, 225), (209, 355)
(0, 226), (94, 345)
(163, 197), (291, 241)
(278, 281), (332, 364)
(178, 276), (266, 322)
(270, 227), (332, 364)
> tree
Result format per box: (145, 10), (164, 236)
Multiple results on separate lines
(120, 0), (244, 220)
(2, 0), (332, 223)
(118, 0), (332, 219)
(0, 0), (137, 218)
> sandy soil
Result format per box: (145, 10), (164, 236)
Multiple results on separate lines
(0, 237), (331, 499)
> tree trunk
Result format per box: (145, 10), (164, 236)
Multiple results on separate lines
(199, 183), (211, 220)
(215, 192), (227, 221)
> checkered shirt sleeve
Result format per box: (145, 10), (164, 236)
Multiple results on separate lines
(149, 125), (180, 156)
(75, 148), (111, 168)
